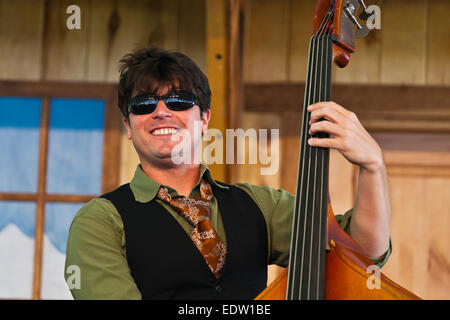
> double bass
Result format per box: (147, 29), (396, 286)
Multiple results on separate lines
(256, 0), (420, 300)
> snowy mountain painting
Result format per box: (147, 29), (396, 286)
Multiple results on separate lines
(0, 202), (36, 299)
(0, 201), (82, 299)
(0, 223), (34, 298)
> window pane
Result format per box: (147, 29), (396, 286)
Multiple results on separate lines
(0, 97), (41, 193)
(41, 202), (81, 300)
(0, 201), (36, 299)
(46, 98), (105, 195)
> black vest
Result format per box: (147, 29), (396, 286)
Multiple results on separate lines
(101, 182), (268, 299)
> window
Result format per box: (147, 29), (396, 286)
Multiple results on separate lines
(0, 81), (121, 299)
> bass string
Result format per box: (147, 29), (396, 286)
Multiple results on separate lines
(286, 12), (326, 299)
(306, 21), (333, 300)
(286, 28), (318, 300)
(313, 28), (333, 299)
(285, 34), (315, 300)
(286, 9), (333, 300)
(310, 33), (324, 299)
(306, 29), (324, 299)
(285, 34), (313, 300)
(289, 16), (331, 300)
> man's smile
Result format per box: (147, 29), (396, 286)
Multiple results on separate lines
(151, 127), (180, 136)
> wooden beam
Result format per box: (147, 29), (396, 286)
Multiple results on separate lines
(227, 0), (245, 183)
(0, 193), (38, 202)
(0, 80), (117, 99)
(206, 0), (229, 182)
(32, 96), (50, 300)
(43, 194), (96, 203)
(101, 85), (121, 193)
(228, 0), (245, 129)
(244, 83), (450, 132)
(206, 0), (246, 183)
(0, 193), (97, 203)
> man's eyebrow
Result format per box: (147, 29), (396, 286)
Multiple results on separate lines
(132, 89), (154, 97)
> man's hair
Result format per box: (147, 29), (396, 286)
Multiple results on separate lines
(118, 47), (211, 119)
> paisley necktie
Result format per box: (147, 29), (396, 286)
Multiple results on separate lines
(157, 180), (227, 278)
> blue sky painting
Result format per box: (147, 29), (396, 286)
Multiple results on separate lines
(0, 97), (41, 193)
(46, 98), (105, 195)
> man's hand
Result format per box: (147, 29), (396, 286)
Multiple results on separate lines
(307, 101), (391, 259)
(307, 101), (383, 172)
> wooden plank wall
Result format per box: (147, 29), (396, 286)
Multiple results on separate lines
(243, 0), (450, 298)
(0, 0), (206, 184)
(0, 0), (206, 80)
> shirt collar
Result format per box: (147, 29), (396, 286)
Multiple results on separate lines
(130, 163), (228, 203)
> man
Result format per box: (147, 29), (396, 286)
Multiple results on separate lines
(65, 47), (391, 299)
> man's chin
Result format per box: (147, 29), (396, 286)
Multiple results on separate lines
(140, 146), (201, 168)
(152, 155), (201, 168)
(153, 154), (178, 166)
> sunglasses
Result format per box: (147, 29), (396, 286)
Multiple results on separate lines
(129, 90), (198, 115)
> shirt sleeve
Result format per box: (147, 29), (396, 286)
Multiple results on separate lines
(64, 198), (142, 299)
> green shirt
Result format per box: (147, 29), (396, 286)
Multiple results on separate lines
(64, 164), (391, 299)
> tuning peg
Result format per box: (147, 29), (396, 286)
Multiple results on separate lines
(344, 3), (363, 30)
(358, 0), (372, 20)
(344, 2), (372, 39)
(358, 0), (373, 20)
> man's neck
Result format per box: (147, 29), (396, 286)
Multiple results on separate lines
(141, 162), (201, 197)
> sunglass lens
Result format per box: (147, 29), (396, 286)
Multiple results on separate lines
(165, 91), (196, 111)
(130, 98), (157, 115)
(165, 98), (195, 111)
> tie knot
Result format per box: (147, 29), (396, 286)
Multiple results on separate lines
(156, 180), (213, 227)
(174, 197), (210, 226)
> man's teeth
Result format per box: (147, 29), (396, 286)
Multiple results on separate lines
(152, 128), (178, 135)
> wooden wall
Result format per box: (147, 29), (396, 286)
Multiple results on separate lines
(0, 0), (206, 184)
(0, 0), (206, 81)
(242, 0), (450, 299)
(1, 0), (449, 299)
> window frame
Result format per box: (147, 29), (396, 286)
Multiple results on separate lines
(0, 81), (122, 299)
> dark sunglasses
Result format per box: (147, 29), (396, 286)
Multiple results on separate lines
(129, 90), (198, 115)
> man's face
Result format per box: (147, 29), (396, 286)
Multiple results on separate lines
(124, 83), (210, 168)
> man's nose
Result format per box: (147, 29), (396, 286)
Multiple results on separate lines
(152, 100), (172, 119)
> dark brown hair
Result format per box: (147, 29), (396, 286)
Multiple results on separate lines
(118, 47), (211, 119)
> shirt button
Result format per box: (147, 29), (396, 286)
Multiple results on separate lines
(215, 285), (222, 293)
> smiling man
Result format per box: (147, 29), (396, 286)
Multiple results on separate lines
(64, 47), (392, 300)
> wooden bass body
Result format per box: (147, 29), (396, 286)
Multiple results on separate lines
(256, 206), (420, 300)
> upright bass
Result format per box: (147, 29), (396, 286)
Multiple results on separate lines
(256, 0), (420, 300)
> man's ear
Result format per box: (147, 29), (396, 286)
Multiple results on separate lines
(123, 117), (132, 139)
(201, 109), (211, 135)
